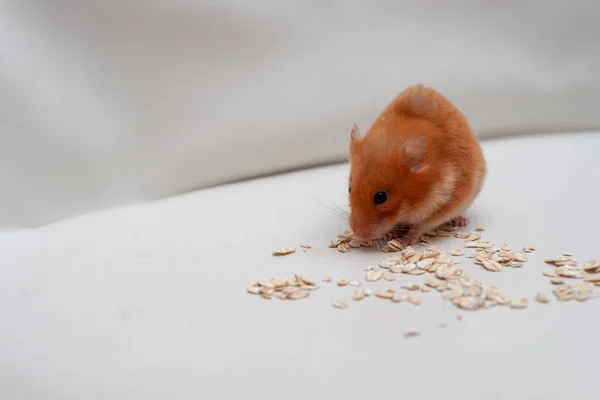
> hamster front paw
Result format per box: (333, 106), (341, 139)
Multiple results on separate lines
(448, 216), (469, 228)
(398, 226), (423, 247)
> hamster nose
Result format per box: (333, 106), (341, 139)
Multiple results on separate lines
(350, 218), (371, 240)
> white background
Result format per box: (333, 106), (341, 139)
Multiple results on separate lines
(1, 0), (600, 229)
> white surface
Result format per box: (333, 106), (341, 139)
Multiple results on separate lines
(2, 0), (600, 228)
(1, 132), (599, 400)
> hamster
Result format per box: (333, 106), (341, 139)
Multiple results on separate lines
(348, 84), (486, 246)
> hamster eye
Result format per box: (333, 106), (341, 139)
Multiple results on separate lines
(348, 186), (352, 194)
(373, 191), (387, 204)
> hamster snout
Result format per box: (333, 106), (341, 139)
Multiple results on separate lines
(349, 215), (373, 240)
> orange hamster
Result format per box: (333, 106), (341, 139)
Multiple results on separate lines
(348, 84), (486, 246)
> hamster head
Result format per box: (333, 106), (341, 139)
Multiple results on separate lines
(348, 124), (433, 240)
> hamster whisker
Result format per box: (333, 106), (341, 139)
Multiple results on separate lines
(317, 197), (351, 221)
(322, 195), (350, 216)
(373, 238), (382, 251)
(325, 215), (350, 221)
(316, 199), (347, 216)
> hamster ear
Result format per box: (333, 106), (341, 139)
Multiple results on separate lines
(400, 136), (427, 172)
(350, 124), (361, 145)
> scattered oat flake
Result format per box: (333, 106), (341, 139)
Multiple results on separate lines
(583, 260), (600, 273)
(351, 289), (366, 301)
(300, 244), (311, 249)
(435, 265), (458, 280)
(273, 291), (288, 299)
(257, 280), (275, 289)
(514, 252), (527, 262)
(303, 285), (320, 290)
(337, 278), (349, 286)
(464, 241), (494, 249)
(408, 269), (427, 275)
(510, 298), (528, 309)
(383, 274), (396, 281)
(475, 226), (485, 231)
(535, 293), (551, 303)
(545, 256), (571, 265)
(322, 276), (332, 283)
(584, 273), (600, 283)
(287, 289), (310, 300)
(295, 274), (316, 286)
(556, 266), (583, 278)
(403, 284), (420, 291)
(482, 259), (503, 272)
(337, 244), (349, 253)
(456, 296), (483, 310)
(417, 258), (435, 269)
(272, 247), (296, 256)
(366, 269), (384, 282)
(247, 287), (261, 295)
(365, 265), (375, 271)
(386, 239), (405, 251)
(421, 250), (441, 260)
(467, 233), (481, 241)
(475, 252), (491, 263)
(550, 278), (564, 285)
(451, 249), (465, 256)
(270, 278), (286, 287)
(376, 288), (395, 299)
(349, 281), (361, 287)
(407, 296), (422, 305)
(523, 246), (535, 253)
(392, 291), (408, 302)
(543, 271), (559, 278)
(332, 299), (349, 309)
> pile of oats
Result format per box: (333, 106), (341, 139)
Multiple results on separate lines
(247, 274), (319, 300)
(553, 282), (596, 301)
(543, 255), (600, 301)
(544, 255), (586, 278)
(371, 287), (421, 305)
(252, 226), (598, 320)
(329, 230), (372, 253)
(426, 277), (527, 310)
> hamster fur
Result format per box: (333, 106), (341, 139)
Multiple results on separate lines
(348, 84), (486, 246)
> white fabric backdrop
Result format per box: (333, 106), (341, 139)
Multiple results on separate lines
(1, 0), (599, 230)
